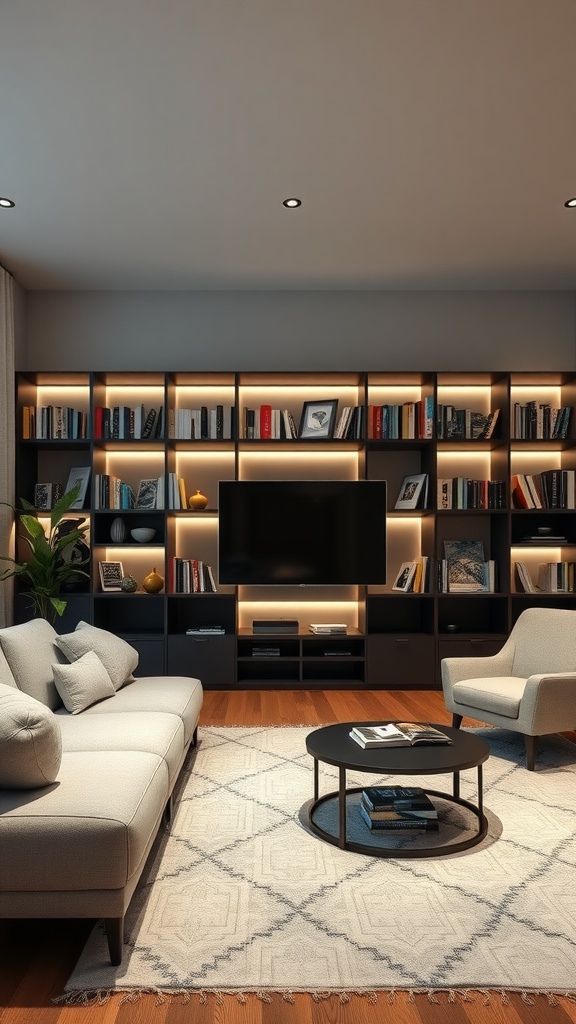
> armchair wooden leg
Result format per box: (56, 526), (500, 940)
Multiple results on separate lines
(105, 916), (124, 965)
(524, 735), (537, 771)
(452, 713), (463, 729)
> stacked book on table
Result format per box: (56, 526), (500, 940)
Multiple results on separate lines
(359, 786), (439, 832)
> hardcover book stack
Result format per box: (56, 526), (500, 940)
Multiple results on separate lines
(359, 786), (439, 832)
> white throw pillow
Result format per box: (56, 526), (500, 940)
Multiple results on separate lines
(55, 621), (138, 690)
(52, 650), (116, 714)
(0, 618), (66, 710)
(0, 682), (62, 788)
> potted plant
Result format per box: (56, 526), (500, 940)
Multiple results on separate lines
(0, 483), (90, 623)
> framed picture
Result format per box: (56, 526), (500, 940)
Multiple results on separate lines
(65, 466), (91, 509)
(34, 483), (53, 511)
(99, 560), (124, 592)
(394, 473), (428, 510)
(392, 561), (417, 592)
(136, 478), (159, 509)
(298, 400), (338, 439)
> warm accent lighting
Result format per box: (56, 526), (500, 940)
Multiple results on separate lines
(0, 197), (15, 208)
(282, 198), (302, 208)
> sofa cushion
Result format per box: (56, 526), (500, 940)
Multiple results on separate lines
(57, 710), (185, 786)
(52, 650), (116, 714)
(0, 749), (168, 891)
(64, 675), (203, 745)
(0, 682), (62, 788)
(55, 621), (138, 691)
(452, 676), (528, 719)
(0, 619), (65, 710)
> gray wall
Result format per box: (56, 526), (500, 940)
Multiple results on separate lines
(23, 290), (576, 371)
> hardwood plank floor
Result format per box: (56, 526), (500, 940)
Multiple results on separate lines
(2, 689), (576, 1024)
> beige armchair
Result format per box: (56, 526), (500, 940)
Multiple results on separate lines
(441, 607), (576, 770)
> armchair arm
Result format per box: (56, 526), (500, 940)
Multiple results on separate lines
(517, 673), (576, 735)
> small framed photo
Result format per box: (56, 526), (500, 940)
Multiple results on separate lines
(135, 478), (159, 509)
(395, 473), (428, 510)
(392, 561), (417, 592)
(298, 400), (338, 439)
(34, 483), (53, 511)
(65, 466), (91, 509)
(99, 561), (124, 592)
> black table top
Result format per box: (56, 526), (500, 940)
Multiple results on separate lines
(306, 722), (490, 775)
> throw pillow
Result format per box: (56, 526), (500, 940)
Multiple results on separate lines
(0, 682), (62, 788)
(0, 618), (66, 710)
(55, 621), (138, 690)
(52, 650), (116, 714)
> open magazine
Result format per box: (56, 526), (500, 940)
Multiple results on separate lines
(349, 722), (451, 748)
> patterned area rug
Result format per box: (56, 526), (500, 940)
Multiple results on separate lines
(63, 726), (576, 1001)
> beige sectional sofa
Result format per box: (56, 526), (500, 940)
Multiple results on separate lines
(0, 618), (203, 965)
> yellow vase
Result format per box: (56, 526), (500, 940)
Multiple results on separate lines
(143, 568), (164, 594)
(189, 489), (208, 510)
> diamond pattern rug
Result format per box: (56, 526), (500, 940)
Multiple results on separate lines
(63, 726), (576, 1000)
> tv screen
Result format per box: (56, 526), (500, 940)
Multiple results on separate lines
(218, 480), (387, 585)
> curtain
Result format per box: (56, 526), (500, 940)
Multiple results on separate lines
(0, 266), (15, 626)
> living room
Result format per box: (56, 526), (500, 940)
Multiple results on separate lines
(2, 2), (576, 1021)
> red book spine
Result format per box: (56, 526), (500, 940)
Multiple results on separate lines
(94, 405), (103, 438)
(260, 404), (272, 439)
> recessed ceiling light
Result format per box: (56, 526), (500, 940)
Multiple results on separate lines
(0, 197), (15, 208)
(564, 197), (576, 208)
(282, 198), (302, 208)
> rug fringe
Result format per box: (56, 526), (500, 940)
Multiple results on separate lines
(53, 987), (576, 1006)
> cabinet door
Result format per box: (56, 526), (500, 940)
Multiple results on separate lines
(366, 635), (436, 689)
(132, 639), (166, 676)
(167, 635), (236, 687)
(438, 637), (505, 663)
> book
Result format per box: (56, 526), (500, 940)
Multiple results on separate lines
(361, 786), (438, 819)
(349, 722), (452, 748)
(309, 623), (347, 634)
(361, 785), (429, 810)
(359, 804), (438, 831)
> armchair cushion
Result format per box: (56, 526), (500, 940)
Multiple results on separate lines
(452, 676), (527, 719)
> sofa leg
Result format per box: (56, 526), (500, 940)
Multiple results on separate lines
(525, 735), (537, 771)
(105, 916), (124, 965)
(452, 713), (463, 729)
(192, 726), (198, 747)
(163, 792), (174, 826)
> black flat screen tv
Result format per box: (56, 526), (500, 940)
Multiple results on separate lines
(218, 480), (387, 585)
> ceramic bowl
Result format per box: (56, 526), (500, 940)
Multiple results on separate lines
(130, 527), (156, 544)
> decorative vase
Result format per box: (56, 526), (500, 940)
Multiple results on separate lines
(143, 567), (164, 594)
(121, 575), (138, 593)
(110, 516), (127, 543)
(189, 489), (208, 510)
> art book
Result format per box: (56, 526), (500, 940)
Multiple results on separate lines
(349, 722), (451, 748)
(443, 539), (487, 591)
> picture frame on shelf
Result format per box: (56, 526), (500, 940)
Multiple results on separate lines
(64, 466), (91, 509)
(34, 482), (63, 511)
(298, 400), (338, 439)
(135, 478), (159, 509)
(99, 561), (124, 592)
(392, 561), (417, 592)
(394, 473), (428, 510)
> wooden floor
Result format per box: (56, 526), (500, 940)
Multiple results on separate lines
(2, 688), (576, 1024)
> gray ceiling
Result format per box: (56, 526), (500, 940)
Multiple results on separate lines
(1, 0), (576, 292)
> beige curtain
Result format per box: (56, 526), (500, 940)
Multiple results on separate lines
(0, 266), (15, 626)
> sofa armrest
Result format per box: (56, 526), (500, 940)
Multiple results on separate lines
(517, 673), (576, 735)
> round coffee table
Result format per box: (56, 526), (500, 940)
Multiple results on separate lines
(306, 722), (490, 858)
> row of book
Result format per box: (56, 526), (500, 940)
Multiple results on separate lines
(436, 406), (500, 440)
(169, 406), (235, 440)
(391, 557), (431, 593)
(437, 478), (507, 510)
(512, 402), (571, 440)
(242, 406), (298, 439)
(168, 557), (217, 593)
(167, 473), (189, 510)
(22, 405), (89, 440)
(511, 471), (576, 509)
(366, 399), (434, 440)
(94, 405), (164, 440)
(358, 785), (439, 833)
(93, 475), (165, 510)
(515, 560), (576, 593)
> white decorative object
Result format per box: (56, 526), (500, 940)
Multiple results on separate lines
(130, 527), (156, 543)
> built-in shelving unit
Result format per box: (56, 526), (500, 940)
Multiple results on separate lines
(14, 370), (576, 689)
